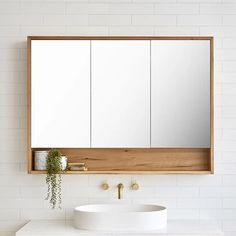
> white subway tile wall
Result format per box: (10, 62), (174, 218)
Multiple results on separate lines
(0, 1), (235, 236)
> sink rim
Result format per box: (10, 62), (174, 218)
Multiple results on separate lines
(74, 203), (166, 213)
(74, 203), (167, 231)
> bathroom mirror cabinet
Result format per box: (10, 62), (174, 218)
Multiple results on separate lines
(27, 36), (214, 174)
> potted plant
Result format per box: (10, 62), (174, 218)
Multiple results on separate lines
(45, 149), (67, 209)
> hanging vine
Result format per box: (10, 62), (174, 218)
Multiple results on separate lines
(45, 149), (65, 209)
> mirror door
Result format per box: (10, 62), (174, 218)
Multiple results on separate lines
(31, 40), (91, 147)
(151, 40), (211, 147)
(91, 40), (150, 147)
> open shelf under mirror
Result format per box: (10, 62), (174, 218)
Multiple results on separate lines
(29, 148), (213, 174)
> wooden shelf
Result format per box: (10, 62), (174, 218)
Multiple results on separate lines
(29, 170), (212, 174)
(28, 148), (213, 174)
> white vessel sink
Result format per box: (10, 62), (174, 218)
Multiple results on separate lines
(74, 204), (167, 231)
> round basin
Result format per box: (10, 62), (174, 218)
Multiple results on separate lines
(74, 204), (167, 231)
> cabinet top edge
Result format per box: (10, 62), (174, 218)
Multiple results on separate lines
(27, 36), (214, 41)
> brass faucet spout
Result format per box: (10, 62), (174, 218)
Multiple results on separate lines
(117, 183), (124, 199)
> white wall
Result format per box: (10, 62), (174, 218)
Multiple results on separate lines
(0, 0), (236, 235)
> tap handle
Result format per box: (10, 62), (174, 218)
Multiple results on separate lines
(101, 182), (109, 190)
(131, 182), (139, 190)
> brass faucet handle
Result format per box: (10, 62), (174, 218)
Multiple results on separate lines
(101, 182), (109, 190)
(131, 182), (139, 190)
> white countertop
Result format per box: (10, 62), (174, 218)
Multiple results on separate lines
(16, 220), (223, 236)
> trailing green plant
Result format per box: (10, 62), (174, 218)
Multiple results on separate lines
(45, 149), (65, 209)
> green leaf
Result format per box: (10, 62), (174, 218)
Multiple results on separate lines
(45, 149), (65, 209)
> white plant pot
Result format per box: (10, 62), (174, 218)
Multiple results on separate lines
(34, 151), (67, 171)
(60, 156), (67, 171)
(34, 151), (48, 170)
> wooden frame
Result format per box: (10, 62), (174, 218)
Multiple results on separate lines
(27, 36), (214, 174)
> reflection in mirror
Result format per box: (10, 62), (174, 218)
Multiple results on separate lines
(151, 40), (210, 147)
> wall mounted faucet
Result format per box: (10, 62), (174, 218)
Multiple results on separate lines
(117, 183), (124, 199)
(101, 181), (140, 199)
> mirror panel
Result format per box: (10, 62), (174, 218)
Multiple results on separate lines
(91, 40), (150, 147)
(31, 40), (90, 147)
(151, 40), (210, 147)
